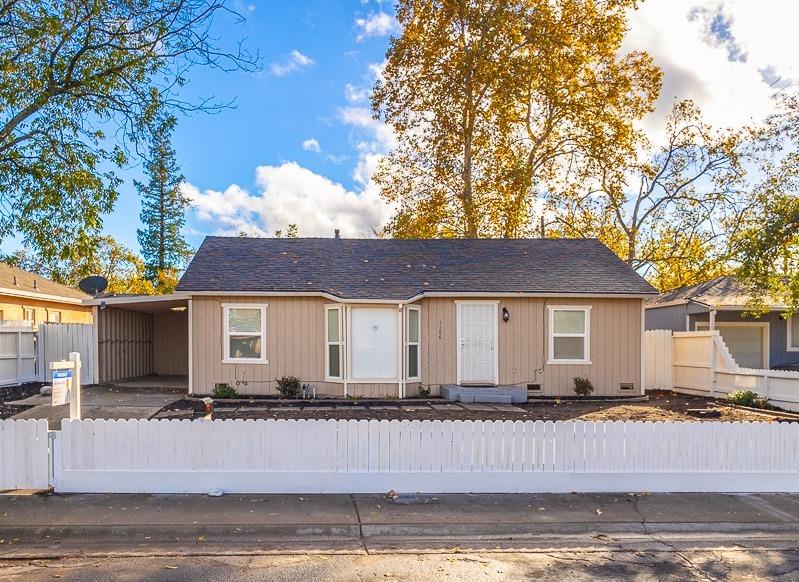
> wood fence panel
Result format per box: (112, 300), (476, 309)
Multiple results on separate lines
(0, 419), (49, 490)
(36, 323), (95, 384)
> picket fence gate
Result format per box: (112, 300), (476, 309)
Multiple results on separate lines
(49, 417), (799, 494)
(0, 420), (50, 490)
(0, 323), (37, 387)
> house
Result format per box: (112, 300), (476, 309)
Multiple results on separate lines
(85, 236), (657, 397)
(0, 262), (91, 325)
(645, 276), (799, 370)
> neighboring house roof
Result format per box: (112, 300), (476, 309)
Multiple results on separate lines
(177, 237), (657, 300)
(0, 262), (89, 304)
(646, 275), (782, 309)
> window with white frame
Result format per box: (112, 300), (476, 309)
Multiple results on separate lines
(549, 306), (590, 364)
(789, 315), (799, 352)
(223, 304), (267, 363)
(23, 308), (35, 323)
(406, 306), (420, 379)
(48, 311), (61, 323)
(326, 306), (343, 379)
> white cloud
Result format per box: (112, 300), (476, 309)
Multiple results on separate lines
(355, 12), (398, 42)
(269, 49), (315, 77)
(183, 162), (391, 238)
(302, 138), (321, 153)
(345, 83), (369, 103)
(624, 0), (799, 141)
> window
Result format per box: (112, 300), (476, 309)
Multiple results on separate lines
(406, 306), (420, 379)
(48, 311), (61, 323)
(349, 307), (398, 380)
(548, 306), (590, 364)
(326, 306), (343, 379)
(222, 304), (267, 363)
(23, 308), (35, 323)
(789, 315), (799, 352)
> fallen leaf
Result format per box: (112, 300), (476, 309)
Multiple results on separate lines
(595, 509), (603, 516)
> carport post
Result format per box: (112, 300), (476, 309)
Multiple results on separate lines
(69, 352), (81, 420)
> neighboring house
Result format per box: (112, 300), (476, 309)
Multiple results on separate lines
(0, 262), (91, 326)
(645, 276), (799, 370)
(85, 237), (657, 397)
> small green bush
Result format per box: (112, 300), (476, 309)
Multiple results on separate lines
(417, 386), (431, 398)
(275, 376), (303, 399)
(213, 383), (238, 399)
(727, 390), (772, 409)
(573, 376), (594, 397)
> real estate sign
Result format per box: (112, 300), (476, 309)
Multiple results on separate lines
(52, 369), (72, 406)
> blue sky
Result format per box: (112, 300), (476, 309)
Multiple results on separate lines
(73, 1), (799, 253)
(104, 0), (396, 250)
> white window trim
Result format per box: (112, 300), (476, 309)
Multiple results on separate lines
(548, 305), (591, 365)
(695, 320), (770, 368)
(406, 305), (421, 380)
(788, 315), (799, 352)
(325, 305), (344, 381)
(222, 303), (268, 364)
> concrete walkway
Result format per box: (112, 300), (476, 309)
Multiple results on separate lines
(1, 493), (798, 558)
(8, 385), (184, 429)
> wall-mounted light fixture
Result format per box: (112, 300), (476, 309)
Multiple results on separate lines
(502, 307), (510, 322)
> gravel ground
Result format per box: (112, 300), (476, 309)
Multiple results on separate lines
(154, 390), (786, 423)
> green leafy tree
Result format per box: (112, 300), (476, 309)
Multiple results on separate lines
(0, 0), (256, 265)
(136, 115), (191, 288)
(7, 236), (156, 295)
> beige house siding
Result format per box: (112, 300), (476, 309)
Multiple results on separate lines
(420, 296), (642, 396)
(0, 296), (91, 325)
(153, 312), (188, 376)
(190, 295), (643, 397)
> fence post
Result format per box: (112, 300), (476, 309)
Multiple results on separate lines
(69, 352), (81, 420)
(763, 371), (771, 401)
(710, 332), (717, 398)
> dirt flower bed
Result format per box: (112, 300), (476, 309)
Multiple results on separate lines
(155, 391), (788, 423)
(0, 383), (44, 419)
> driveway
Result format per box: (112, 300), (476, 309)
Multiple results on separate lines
(8, 385), (185, 429)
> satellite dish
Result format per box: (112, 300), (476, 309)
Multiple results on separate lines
(78, 275), (108, 297)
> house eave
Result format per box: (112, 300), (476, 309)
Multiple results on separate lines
(0, 286), (86, 306)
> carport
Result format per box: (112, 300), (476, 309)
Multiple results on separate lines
(86, 294), (189, 391)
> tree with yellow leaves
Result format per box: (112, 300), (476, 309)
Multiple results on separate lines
(373, 0), (661, 238)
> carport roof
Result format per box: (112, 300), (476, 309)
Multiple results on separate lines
(176, 236), (658, 300)
(83, 293), (189, 313)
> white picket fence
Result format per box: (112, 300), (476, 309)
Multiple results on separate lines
(645, 330), (799, 412)
(0, 323), (37, 387)
(50, 418), (799, 494)
(0, 420), (50, 490)
(36, 323), (96, 384)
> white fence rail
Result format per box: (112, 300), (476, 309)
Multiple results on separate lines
(644, 329), (673, 390)
(0, 324), (36, 387)
(52, 418), (799, 494)
(36, 323), (95, 384)
(0, 420), (50, 490)
(669, 330), (799, 412)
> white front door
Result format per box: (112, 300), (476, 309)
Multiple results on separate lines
(457, 302), (498, 385)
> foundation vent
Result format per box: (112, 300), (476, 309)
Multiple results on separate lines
(619, 382), (635, 391)
(527, 383), (542, 392)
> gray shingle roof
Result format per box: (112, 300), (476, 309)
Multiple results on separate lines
(647, 276), (783, 308)
(177, 237), (657, 299)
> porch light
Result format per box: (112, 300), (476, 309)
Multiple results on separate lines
(171, 306), (187, 312)
(502, 307), (510, 322)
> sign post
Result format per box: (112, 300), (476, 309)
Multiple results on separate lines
(50, 352), (82, 420)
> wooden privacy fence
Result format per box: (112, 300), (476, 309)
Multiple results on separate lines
(671, 331), (799, 412)
(36, 323), (96, 384)
(0, 323), (36, 387)
(0, 420), (50, 490)
(52, 418), (799, 494)
(644, 329), (673, 390)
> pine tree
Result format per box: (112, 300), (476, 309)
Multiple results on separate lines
(136, 115), (190, 290)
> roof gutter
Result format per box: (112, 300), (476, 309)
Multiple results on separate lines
(0, 286), (86, 305)
(180, 290), (656, 303)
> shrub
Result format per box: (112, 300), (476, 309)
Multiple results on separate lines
(727, 390), (772, 409)
(213, 383), (238, 399)
(573, 376), (594, 397)
(417, 386), (431, 398)
(275, 376), (303, 399)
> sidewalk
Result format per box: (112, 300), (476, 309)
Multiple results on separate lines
(1, 492), (799, 558)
